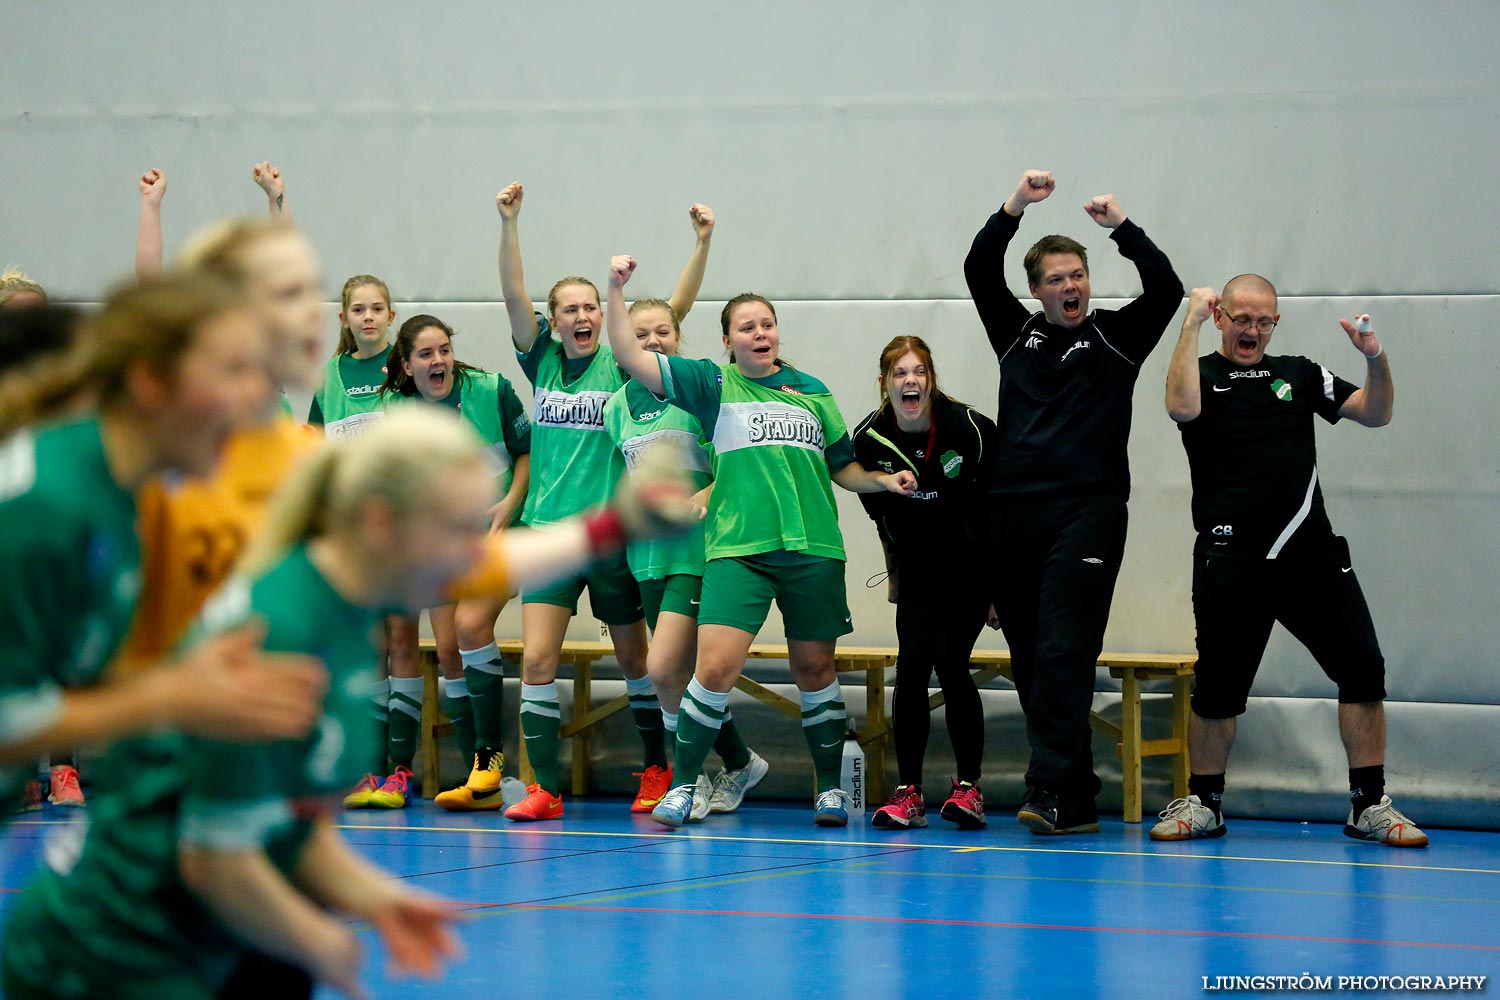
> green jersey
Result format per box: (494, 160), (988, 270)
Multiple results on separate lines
(604, 377), (712, 580)
(309, 351), (390, 438)
(385, 369), (532, 519)
(517, 315), (626, 526)
(657, 355), (856, 561)
(2, 546), (381, 999)
(0, 417), (140, 809)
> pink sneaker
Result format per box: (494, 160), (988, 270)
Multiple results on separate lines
(48, 765), (85, 808)
(871, 784), (927, 829)
(940, 779), (986, 829)
(18, 780), (43, 812)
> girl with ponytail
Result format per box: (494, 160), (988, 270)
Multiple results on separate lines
(0, 274), (325, 800)
(2, 406), (701, 1000)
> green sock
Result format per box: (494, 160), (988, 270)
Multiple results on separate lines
(662, 710), (679, 773)
(461, 644), (505, 752)
(800, 682), (847, 791)
(520, 682), (561, 794)
(626, 676), (668, 769)
(675, 680), (727, 787)
(714, 711), (752, 772)
(368, 676), (390, 774)
(441, 676), (475, 763)
(387, 676), (423, 771)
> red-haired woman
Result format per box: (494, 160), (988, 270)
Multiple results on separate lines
(852, 336), (998, 830)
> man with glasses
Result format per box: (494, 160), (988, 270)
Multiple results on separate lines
(1158, 275), (1425, 847)
(964, 169), (1183, 835)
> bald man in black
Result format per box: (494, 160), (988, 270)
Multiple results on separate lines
(1158, 274), (1426, 848)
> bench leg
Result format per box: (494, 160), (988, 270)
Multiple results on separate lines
(1120, 671), (1143, 823)
(420, 653), (440, 800)
(571, 657), (592, 797)
(1172, 673), (1191, 800)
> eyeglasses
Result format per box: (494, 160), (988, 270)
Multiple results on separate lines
(1218, 309), (1277, 334)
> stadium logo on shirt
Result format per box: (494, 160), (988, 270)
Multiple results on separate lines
(748, 410), (823, 447)
(714, 401), (826, 455)
(1062, 340), (1091, 361)
(1230, 370), (1270, 379)
(1270, 379), (1294, 402)
(533, 389), (612, 431)
(347, 385), (381, 396)
(942, 450), (962, 478)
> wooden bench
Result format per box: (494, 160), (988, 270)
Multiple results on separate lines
(417, 639), (1194, 823)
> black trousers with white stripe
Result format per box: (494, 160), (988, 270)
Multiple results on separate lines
(987, 494), (1127, 800)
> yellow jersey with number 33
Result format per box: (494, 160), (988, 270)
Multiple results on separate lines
(115, 418), (322, 671)
(114, 415), (513, 674)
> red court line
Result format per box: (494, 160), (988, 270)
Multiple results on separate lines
(476, 902), (1500, 953)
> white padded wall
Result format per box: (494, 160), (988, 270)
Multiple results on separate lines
(5, 0), (1497, 823)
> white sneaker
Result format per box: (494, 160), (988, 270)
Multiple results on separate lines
(708, 751), (769, 814)
(688, 773), (712, 823)
(813, 788), (850, 827)
(1149, 795), (1225, 841)
(650, 784), (696, 829)
(1345, 795), (1429, 848)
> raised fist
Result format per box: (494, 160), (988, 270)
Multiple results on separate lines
(496, 182), (524, 220)
(609, 254), (637, 289)
(1083, 193), (1126, 228)
(1013, 170), (1055, 206)
(251, 161), (284, 198)
(139, 168), (167, 204)
(1186, 287), (1220, 326)
(689, 203), (715, 240)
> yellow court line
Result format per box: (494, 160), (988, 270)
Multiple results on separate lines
(333, 822), (1500, 877)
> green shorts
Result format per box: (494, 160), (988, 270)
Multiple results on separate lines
(639, 573), (703, 631)
(522, 552), (644, 625)
(699, 551), (852, 641)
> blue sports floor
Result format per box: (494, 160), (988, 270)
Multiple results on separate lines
(3, 800), (1497, 999)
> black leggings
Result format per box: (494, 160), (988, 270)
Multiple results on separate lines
(892, 574), (989, 786)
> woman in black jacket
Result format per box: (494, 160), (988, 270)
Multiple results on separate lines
(853, 336), (998, 830)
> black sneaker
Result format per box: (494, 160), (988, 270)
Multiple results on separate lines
(1053, 796), (1099, 835)
(1019, 790), (1099, 836)
(1017, 789), (1059, 833)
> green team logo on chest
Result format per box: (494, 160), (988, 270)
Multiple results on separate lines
(941, 450), (962, 478)
(1271, 379), (1293, 402)
(533, 389), (613, 431)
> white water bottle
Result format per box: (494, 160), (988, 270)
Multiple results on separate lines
(840, 726), (865, 818)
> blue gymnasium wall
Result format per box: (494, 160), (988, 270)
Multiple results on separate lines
(4, 1), (1497, 825)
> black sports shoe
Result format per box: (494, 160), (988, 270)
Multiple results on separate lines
(1017, 789), (1058, 833)
(1019, 790), (1099, 835)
